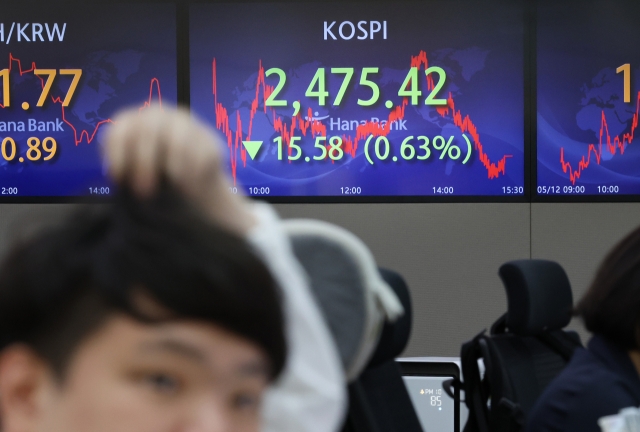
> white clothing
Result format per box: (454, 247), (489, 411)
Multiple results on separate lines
(246, 203), (347, 432)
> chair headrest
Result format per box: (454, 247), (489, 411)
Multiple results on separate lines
(499, 260), (573, 335)
(284, 219), (404, 381)
(366, 269), (412, 368)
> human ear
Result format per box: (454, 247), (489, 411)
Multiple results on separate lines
(0, 345), (55, 432)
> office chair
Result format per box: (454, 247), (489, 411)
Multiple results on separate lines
(460, 260), (582, 432)
(284, 219), (404, 380)
(283, 219), (420, 431)
(342, 268), (423, 432)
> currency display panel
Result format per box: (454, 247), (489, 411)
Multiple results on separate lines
(190, 1), (526, 200)
(536, 0), (640, 198)
(0, 4), (177, 198)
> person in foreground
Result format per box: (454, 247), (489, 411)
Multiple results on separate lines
(0, 186), (286, 432)
(0, 107), (345, 432)
(526, 226), (640, 431)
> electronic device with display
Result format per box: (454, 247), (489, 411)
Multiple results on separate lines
(0, 3), (177, 199)
(536, 0), (640, 199)
(7, 0), (640, 203)
(400, 360), (461, 432)
(190, 1), (526, 200)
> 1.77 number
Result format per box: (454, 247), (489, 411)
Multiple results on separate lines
(0, 68), (82, 108)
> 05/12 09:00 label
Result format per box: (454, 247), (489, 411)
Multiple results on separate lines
(537, 185), (586, 194)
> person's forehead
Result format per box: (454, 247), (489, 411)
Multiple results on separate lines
(83, 315), (270, 377)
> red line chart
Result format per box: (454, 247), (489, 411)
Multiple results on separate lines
(212, 50), (513, 184)
(1, 53), (162, 145)
(560, 91), (640, 184)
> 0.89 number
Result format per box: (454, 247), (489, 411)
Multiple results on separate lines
(1, 137), (57, 162)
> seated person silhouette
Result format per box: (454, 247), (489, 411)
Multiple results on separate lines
(527, 226), (640, 431)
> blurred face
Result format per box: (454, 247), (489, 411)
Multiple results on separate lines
(0, 314), (271, 432)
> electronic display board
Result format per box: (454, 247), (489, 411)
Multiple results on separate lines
(536, 0), (640, 198)
(404, 376), (456, 432)
(190, 1), (526, 199)
(0, 3), (177, 198)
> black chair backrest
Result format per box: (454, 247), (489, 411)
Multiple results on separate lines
(342, 268), (423, 432)
(499, 260), (574, 336)
(460, 260), (582, 432)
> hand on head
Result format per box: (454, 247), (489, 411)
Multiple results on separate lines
(105, 106), (256, 235)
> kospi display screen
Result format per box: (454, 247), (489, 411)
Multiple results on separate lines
(536, 0), (640, 198)
(0, 4), (177, 198)
(190, 1), (525, 200)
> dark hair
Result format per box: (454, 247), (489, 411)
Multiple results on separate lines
(576, 224), (640, 350)
(0, 187), (286, 379)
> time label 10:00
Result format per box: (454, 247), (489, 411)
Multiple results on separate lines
(265, 66), (447, 108)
